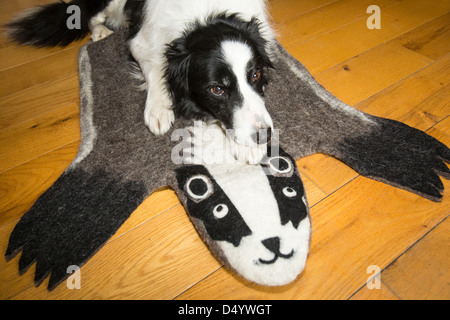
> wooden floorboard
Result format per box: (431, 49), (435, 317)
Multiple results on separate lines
(381, 217), (449, 300)
(0, 0), (448, 300)
(358, 54), (450, 130)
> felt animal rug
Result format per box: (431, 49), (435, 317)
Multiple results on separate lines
(5, 30), (450, 290)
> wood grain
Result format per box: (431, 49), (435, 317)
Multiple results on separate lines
(381, 218), (450, 300)
(0, 103), (80, 172)
(297, 154), (358, 195)
(350, 282), (399, 300)
(0, 45), (83, 97)
(268, 0), (336, 24)
(393, 12), (450, 61)
(0, 73), (80, 130)
(315, 42), (433, 106)
(358, 54), (450, 130)
(287, 0), (450, 74)
(277, 0), (401, 49)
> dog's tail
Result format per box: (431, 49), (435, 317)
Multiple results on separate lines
(5, 0), (110, 47)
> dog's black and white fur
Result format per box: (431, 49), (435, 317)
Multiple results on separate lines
(6, 0), (276, 163)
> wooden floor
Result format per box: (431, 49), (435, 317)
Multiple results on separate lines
(0, 0), (449, 300)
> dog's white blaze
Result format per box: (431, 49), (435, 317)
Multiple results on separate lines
(220, 41), (274, 146)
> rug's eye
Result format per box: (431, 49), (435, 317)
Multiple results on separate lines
(185, 175), (213, 201)
(251, 71), (261, 83)
(210, 86), (225, 96)
(268, 156), (292, 174)
(282, 187), (297, 198)
(213, 204), (229, 219)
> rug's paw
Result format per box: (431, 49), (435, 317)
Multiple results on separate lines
(5, 168), (146, 290)
(175, 147), (311, 286)
(336, 117), (450, 201)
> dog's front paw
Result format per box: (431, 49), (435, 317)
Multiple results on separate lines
(91, 25), (114, 42)
(228, 139), (267, 165)
(144, 103), (175, 136)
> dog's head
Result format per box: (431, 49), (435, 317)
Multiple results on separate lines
(165, 14), (274, 148)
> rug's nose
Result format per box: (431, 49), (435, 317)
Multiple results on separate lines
(261, 236), (280, 254)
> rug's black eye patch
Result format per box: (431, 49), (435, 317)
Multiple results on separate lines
(267, 176), (307, 229)
(176, 165), (252, 247)
(265, 149), (308, 229)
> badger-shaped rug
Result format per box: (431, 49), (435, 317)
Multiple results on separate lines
(5, 30), (450, 290)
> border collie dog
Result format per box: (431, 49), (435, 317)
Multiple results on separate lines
(6, 0), (276, 164)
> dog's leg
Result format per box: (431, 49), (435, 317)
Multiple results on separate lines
(130, 34), (175, 135)
(89, 0), (128, 42)
(89, 6), (113, 42)
(143, 67), (175, 135)
(91, 26), (113, 42)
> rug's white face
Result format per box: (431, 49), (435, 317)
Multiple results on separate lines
(175, 122), (311, 286)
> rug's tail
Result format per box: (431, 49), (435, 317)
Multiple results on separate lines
(4, 0), (109, 47)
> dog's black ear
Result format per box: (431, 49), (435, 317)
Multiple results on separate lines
(165, 40), (211, 120)
(165, 38), (192, 102)
(246, 17), (274, 69)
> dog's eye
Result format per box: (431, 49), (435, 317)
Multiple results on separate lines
(251, 71), (261, 83)
(210, 86), (225, 96)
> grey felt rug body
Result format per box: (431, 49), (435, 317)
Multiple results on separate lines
(6, 31), (450, 290)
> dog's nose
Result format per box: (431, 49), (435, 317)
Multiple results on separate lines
(251, 128), (272, 145)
